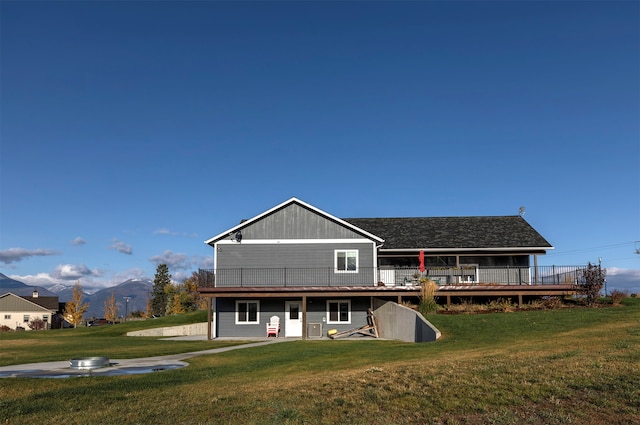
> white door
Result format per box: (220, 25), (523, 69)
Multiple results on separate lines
(285, 301), (302, 337)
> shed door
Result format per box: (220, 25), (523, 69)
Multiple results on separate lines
(285, 301), (302, 337)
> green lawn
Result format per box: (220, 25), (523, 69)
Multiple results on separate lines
(1, 300), (639, 424)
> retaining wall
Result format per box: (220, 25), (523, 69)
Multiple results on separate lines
(373, 302), (441, 343)
(127, 322), (208, 337)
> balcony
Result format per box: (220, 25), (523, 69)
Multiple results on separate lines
(199, 265), (586, 288)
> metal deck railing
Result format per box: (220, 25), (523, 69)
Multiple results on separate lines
(198, 265), (586, 288)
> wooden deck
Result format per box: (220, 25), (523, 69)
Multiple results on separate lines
(198, 283), (577, 305)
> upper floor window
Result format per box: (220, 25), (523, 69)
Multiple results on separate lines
(335, 250), (358, 273)
(236, 300), (260, 324)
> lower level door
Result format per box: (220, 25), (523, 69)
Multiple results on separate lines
(285, 301), (302, 337)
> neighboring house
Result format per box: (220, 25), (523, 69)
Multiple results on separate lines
(0, 291), (59, 330)
(198, 197), (574, 339)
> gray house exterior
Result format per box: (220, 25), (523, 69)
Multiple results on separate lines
(199, 197), (560, 339)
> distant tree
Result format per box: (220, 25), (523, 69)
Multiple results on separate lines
(151, 264), (171, 316)
(144, 295), (153, 318)
(165, 272), (205, 315)
(129, 310), (146, 318)
(64, 281), (89, 327)
(165, 283), (178, 314)
(184, 271), (207, 310)
(580, 262), (606, 305)
(104, 292), (118, 323)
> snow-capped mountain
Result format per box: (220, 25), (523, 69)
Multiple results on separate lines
(0, 274), (153, 319)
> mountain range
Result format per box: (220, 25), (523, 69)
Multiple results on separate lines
(0, 273), (152, 319)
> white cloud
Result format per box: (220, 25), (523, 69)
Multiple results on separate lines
(72, 237), (86, 246)
(51, 264), (102, 280)
(153, 228), (198, 238)
(605, 267), (640, 294)
(148, 250), (189, 270)
(110, 239), (133, 255)
(0, 247), (61, 264)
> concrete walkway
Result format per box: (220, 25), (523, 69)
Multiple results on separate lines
(0, 338), (291, 378)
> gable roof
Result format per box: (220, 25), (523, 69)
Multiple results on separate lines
(0, 292), (58, 313)
(344, 216), (553, 251)
(205, 197), (384, 246)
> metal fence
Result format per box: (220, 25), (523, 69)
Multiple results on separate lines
(199, 265), (586, 288)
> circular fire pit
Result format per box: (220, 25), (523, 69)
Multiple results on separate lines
(69, 357), (110, 370)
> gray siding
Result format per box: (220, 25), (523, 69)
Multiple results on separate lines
(240, 203), (365, 240)
(216, 242), (376, 287)
(0, 294), (52, 312)
(215, 297), (373, 338)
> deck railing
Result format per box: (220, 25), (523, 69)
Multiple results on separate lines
(198, 265), (586, 288)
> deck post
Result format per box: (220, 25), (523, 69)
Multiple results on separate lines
(302, 295), (307, 340)
(518, 294), (523, 307)
(447, 295), (451, 306)
(207, 297), (212, 340)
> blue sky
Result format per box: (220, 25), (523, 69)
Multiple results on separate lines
(1, 1), (638, 293)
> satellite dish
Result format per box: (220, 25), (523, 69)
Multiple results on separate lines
(234, 231), (243, 243)
(518, 206), (526, 216)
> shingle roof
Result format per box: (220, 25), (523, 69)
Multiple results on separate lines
(20, 296), (60, 310)
(343, 216), (552, 250)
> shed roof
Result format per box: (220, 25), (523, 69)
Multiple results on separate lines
(344, 216), (552, 251)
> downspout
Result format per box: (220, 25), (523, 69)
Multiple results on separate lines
(375, 242), (384, 286)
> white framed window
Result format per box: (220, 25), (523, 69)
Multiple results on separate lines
(43, 315), (49, 323)
(335, 250), (358, 273)
(236, 300), (260, 324)
(327, 300), (351, 324)
(4, 314), (10, 320)
(23, 315), (30, 323)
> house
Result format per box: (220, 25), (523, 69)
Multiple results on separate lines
(0, 291), (59, 330)
(198, 197), (575, 340)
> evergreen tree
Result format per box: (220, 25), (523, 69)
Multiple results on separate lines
(151, 264), (171, 316)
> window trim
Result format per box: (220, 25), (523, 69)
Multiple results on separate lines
(235, 300), (260, 324)
(326, 299), (351, 324)
(334, 249), (358, 273)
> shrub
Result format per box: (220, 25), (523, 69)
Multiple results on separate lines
(28, 318), (46, 330)
(542, 296), (563, 309)
(0, 325), (11, 332)
(609, 290), (627, 305)
(419, 280), (439, 315)
(488, 298), (515, 312)
(579, 262), (606, 305)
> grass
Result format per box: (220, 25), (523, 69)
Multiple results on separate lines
(1, 300), (639, 424)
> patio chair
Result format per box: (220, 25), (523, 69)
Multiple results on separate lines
(266, 315), (280, 338)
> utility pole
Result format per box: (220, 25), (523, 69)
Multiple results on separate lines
(123, 297), (131, 322)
